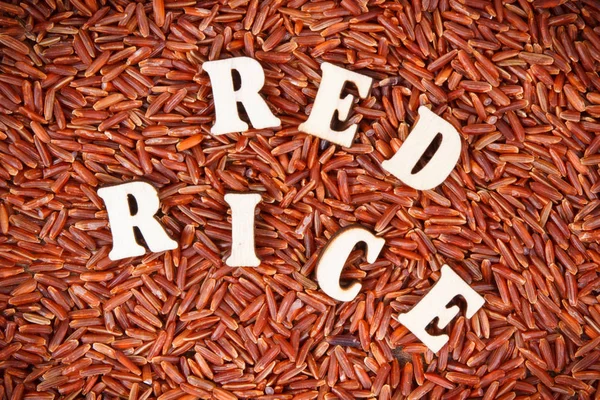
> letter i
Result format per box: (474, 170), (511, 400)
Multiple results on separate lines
(224, 193), (262, 267)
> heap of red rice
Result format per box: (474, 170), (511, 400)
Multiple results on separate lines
(1, 0), (600, 399)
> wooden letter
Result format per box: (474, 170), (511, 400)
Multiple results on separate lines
(98, 181), (178, 261)
(381, 106), (461, 190)
(224, 193), (261, 267)
(396, 265), (485, 353)
(316, 226), (385, 301)
(203, 57), (280, 135)
(299, 62), (372, 147)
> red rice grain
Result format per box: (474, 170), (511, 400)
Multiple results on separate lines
(0, 0), (599, 399)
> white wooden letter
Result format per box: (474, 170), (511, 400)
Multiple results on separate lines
(316, 226), (385, 302)
(396, 265), (485, 353)
(225, 193), (262, 267)
(299, 62), (373, 147)
(98, 182), (178, 261)
(381, 106), (461, 190)
(203, 57), (280, 135)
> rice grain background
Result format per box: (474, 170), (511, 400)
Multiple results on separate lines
(0, 0), (600, 399)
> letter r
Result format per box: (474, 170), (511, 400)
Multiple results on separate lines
(98, 181), (178, 261)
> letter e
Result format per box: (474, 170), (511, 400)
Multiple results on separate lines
(299, 63), (372, 147)
(396, 265), (485, 353)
